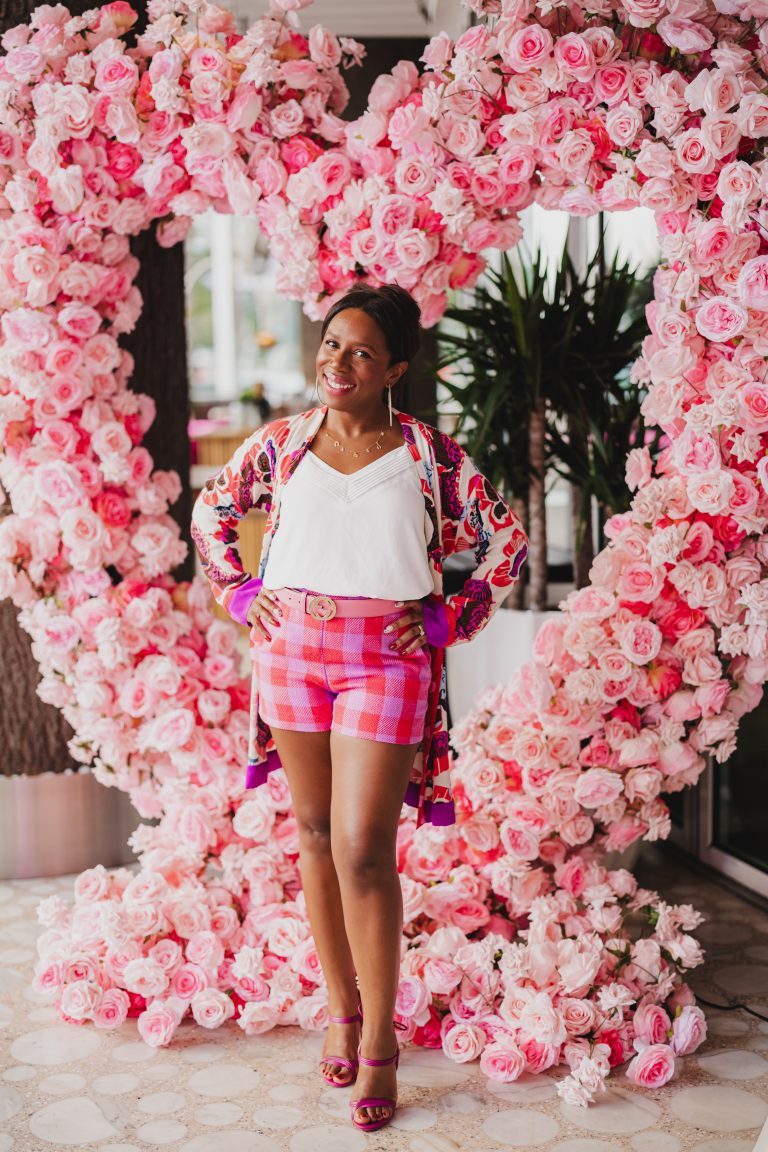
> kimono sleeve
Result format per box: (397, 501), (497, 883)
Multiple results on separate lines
(190, 422), (276, 625)
(436, 431), (528, 647)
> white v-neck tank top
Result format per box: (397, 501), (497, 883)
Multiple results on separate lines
(262, 445), (434, 598)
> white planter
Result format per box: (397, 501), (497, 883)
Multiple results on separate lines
(0, 770), (141, 881)
(446, 607), (559, 721)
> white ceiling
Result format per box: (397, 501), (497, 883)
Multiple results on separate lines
(228, 0), (468, 39)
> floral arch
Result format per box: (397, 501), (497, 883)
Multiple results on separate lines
(2, 0), (768, 1106)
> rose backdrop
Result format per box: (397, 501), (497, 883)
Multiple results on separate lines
(0, 0), (766, 1106)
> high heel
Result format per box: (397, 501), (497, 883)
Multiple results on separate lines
(349, 1046), (400, 1132)
(319, 1010), (362, 1087)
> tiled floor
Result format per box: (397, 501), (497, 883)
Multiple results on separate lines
(1, 847), (768, 1152)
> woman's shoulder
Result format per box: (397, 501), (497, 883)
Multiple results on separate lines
(397, 411), (467, 467)
(248, 407), (319, 449)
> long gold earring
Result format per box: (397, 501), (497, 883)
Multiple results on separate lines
(314, 376), (321, 404)
(387, 385), (393, 426)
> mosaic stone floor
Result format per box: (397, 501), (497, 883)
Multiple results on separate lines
(1, 847), (768, 1152)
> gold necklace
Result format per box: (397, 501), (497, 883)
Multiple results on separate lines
(323, 426), (385, 459)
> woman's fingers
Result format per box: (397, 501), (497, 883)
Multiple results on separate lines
(385, 609), (426, 652)
(248, 591), (282, 638)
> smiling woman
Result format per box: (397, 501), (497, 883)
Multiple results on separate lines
(191, 282), (527, 1131)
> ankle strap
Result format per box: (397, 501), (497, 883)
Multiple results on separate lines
(328, 1012), (362, 1024)
(358, 1050), (399, 1068)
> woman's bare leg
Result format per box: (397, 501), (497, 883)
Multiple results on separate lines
(268, 726), (360, 1084)
(330, 732), (417, 1126)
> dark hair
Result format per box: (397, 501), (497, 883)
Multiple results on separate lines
(320, 284), (422, 365)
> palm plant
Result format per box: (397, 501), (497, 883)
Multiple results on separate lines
(437, 237), (654, 608)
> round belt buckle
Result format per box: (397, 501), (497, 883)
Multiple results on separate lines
(308, 594), (336, 621)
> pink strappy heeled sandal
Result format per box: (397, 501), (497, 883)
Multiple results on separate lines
(349, 1045), (400, 1133)
(350, 1022), (407, 1128)
(319, 1011), (362, 1087)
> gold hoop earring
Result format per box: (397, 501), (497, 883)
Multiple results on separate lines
(387, 385), (393, 427)
(314, 375), (321, 404)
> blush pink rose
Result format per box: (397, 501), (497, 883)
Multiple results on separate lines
(626, 1043), (675, 1087)
(238, 1000), (280, 1035)
(694, 296), (747, 342)
(633, 1003), (671, 1045)
(93, 988), (130, 1030)
(480, 1040), (526, 1082)
(619, 620), (662, 666)
(573, 767), (624, 808)
(670, 1004), (707, 1055)
(442, 1020), (486, 1063)
(505, 25), (553, 71)
(137, 998), (184, 1047)
(396, 976), (431, 1023)
(739, 382), (768, 432)
(554, 33), (596, 80)
(190, 988), (235, 1029)
(737, 255), (768, 312)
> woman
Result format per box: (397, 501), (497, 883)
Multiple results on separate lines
(191, 284), (527, 1132)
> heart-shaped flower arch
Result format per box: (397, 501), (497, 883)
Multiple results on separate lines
(3, 0), (768, 1105)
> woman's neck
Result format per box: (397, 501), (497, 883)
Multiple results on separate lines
(323, 406), (390, 439)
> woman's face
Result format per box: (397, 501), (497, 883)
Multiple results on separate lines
(316, 307), (406, 417)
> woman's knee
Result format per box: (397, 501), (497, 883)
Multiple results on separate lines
(296, 813), (333, 855)
(333, 829), (396, 887)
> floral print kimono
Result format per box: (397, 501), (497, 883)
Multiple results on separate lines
(191, 405), (528, 827)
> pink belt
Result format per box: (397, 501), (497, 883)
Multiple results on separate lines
(271, 587), (401, 622)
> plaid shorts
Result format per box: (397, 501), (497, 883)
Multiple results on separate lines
(251, 596), (431, 745)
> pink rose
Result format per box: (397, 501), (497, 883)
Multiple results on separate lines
(480, 1040), (525, 1082)
(59, 980), (101, 1021)
(686, 471), (735, 515)
(554, 34), (596, 80)
(270, 100), (304, 139)
(442, 1019), (486, 1063)
(657, 16), (713, 53)
(238, 1000), (280, 1035)
(186, 931), (225, 972)
(694, 679), (730, 718)
(191, 988), (235, 1029)
(619, 562), (665, 603)
(137, 998), (185, 1047)
(423, 958), (462, 996)
(94, 53), (138, 96)
(737, 256), (768, 312)
(73, 865), (110, 902)
(621, 0), (667, 27)
(171, 962), (210, 1000)
(371, 193), (415, 237)
(519, 1037), (559, 1073)
(633, 1002), (671, 1045)
(573, 768), (624, 808)
(396, 976), (431, 1023)
(505, 25), (553, 71)
(670, 1004), (707, 1055)
(626, 1043), (675, 1087)
(593, 62), (630, 104)
(57, 302), (102, 340)
(421, 31), (453, 71)
(619, 620), (662, 666)
(695, 297), (747, 342)
(308, 25), (341, 68)
(93, 988), (130, 1030)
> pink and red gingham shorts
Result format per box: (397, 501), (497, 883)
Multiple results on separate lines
(251, 592), (431, 745)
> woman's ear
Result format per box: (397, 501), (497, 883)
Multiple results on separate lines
(387, 360), (408, 387)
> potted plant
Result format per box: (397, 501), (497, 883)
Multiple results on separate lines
(437, 235), (654, 719)
(438, 235), (654, 605)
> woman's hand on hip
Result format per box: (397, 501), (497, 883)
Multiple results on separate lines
(247, 589), (282, 640)
(385, 599), (427, 654)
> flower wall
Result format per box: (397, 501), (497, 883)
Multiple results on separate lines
(0, 0), (766, 1106)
